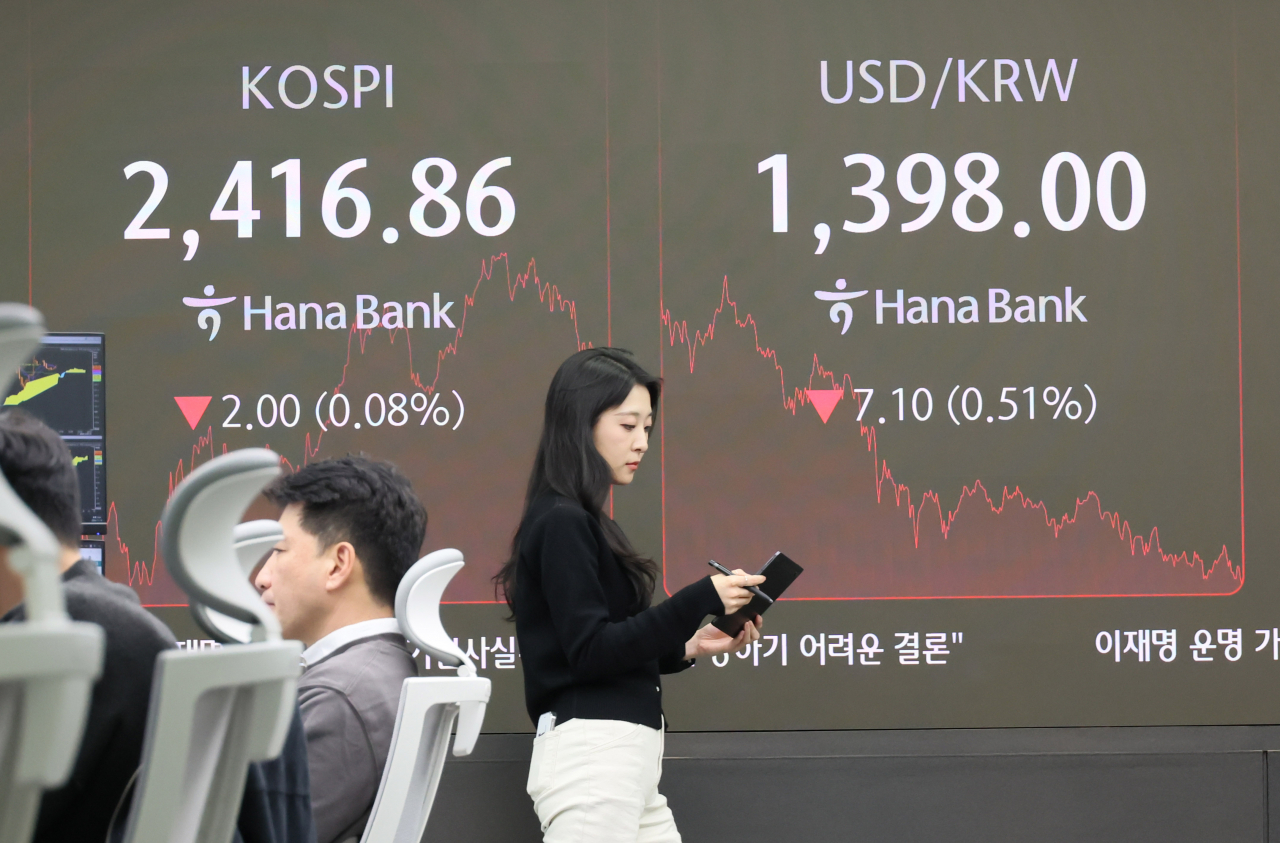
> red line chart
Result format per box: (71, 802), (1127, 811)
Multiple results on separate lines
(106, 254), (590, 605)
(659, 275), (1243, 600)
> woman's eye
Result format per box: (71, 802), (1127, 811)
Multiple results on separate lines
(622, 424), (635, 431)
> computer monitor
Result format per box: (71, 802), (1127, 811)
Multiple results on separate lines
(79, 535), (105, 576)
(5, 333), (106, 528)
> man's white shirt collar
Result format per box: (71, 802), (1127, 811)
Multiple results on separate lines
(302, 617), (403, 668)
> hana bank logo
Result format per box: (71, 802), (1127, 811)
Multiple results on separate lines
(814, 278), (867, 335)
(180, 288), (458, 341)
(183, 285), (237, 341)
(813, 281), (1087, 329)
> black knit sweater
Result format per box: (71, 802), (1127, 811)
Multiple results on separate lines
(513, 494), (724, 729)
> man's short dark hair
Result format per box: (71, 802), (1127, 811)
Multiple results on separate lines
(264, 455), (426, 606)
(0, 410), (82, 547)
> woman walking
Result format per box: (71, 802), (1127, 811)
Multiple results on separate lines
(495, 347), (764, 843)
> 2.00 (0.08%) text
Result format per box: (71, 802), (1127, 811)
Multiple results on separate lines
(216, 390), (465, 432)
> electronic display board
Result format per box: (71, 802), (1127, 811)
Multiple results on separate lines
(2, 0), (1279, 731)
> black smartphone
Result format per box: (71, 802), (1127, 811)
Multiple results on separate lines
(711, 552), (804, 637)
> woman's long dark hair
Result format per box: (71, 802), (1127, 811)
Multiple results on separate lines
(494, 348), (661, 614)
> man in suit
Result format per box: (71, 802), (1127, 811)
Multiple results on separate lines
(255, 455), (426, 843)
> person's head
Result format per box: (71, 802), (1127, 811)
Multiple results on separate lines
(255, 455), (426, 646)
(0, 409), (82, 549)
(0, 410), (83, 610)
(495, 348), (661, 611)
(532, 347), (661, 508)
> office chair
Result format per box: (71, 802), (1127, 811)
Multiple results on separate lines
(191, 520), (283, 645)
(0, 303), (104, 843)
(121, 449), (302, 843)
(359, 549), (491, 843)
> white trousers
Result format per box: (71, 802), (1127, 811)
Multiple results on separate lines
(526, 718), (681, 843)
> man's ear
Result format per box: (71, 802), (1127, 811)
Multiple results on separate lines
(323, 541), (360, 593)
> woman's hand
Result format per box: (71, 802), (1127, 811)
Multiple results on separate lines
(684, 618), (763, 660)
(710, 568), (767, 614)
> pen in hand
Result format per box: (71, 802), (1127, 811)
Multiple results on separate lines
(708, 559), (773, 604)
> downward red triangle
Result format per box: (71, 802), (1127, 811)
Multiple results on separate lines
(174, 396), (213, 430)
(806, 389), (842, 424)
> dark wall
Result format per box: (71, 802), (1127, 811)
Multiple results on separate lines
(428, 728), (1280, 843)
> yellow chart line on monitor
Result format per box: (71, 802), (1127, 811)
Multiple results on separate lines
(4, 368), (86, 406)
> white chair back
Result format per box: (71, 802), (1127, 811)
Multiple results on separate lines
(191, 520), (283, 645)
(122, 449), (302, 843)
(0, 304), (104, 843)
(359, 549), (491, 843)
